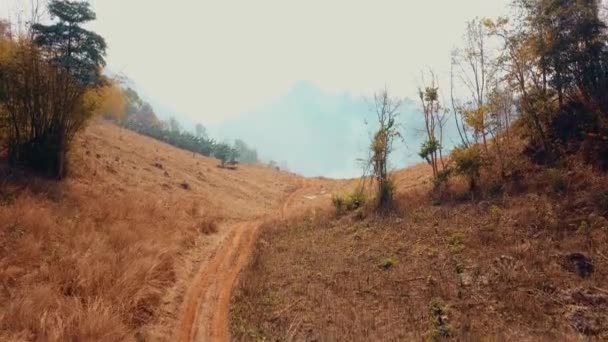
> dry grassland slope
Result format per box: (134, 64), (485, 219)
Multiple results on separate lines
(0, 120), (301, 341)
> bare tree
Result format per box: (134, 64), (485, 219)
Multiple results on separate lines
(453, 18), (496, 153)
(450, 51), (472, 147)
(487, 82), (516, 176)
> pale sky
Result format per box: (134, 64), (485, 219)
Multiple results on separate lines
(1, 0), (510, 124)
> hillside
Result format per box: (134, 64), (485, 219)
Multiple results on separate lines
(230, 162), (608, 340)
(2, 120), (607, 341)
(0, 120), (303, 341)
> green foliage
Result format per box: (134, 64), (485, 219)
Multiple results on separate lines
(125, 113), (217, 157)
(419, 138), (441, 165)
(214, 143), (238, 166)
(32, 0), (106, 86)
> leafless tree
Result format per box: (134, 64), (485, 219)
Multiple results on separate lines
(450, 51), (472, 148)
(453, 18), (496, 153)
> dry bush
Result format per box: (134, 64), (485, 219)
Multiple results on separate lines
(331, 187), (366, 216)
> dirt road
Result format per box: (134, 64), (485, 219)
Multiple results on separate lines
(176, 180), (310, 342)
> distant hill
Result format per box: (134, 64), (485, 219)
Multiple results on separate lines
(212, 81), (462, 178)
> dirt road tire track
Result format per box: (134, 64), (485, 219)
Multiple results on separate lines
(176, 179), (307, 341)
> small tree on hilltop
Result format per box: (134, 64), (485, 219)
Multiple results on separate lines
(369, 89), (401, 209)
(214, 143), (238, 167)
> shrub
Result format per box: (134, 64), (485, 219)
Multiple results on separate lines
(331, 194), (345, 214)
(347, 187), (365, 211)
(428, 298), (452, 339)
(546, 168), (566, 193)
(487, 180), (505, 197)
(451, 144), (484, 192)
(332, 188), (366, 215)
(214, 143), (238, 167)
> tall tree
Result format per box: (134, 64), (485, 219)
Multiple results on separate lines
(453, 18), (496, 153)
(32, 0), (107, 86)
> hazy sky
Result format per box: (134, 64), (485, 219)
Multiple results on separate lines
(0, 0), (510, 124)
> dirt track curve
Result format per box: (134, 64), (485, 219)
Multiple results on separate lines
(176, 179), (308, 342)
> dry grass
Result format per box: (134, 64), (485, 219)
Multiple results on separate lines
(0, 120), (302, 341)
(230, 162), (608, 341)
